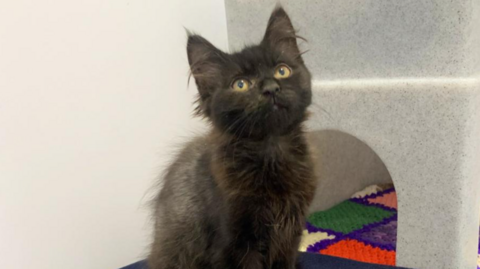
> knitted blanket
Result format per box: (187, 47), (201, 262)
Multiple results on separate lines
(299, 186), (480, 268)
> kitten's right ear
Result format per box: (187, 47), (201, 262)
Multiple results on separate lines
(262, 6), (303, 63)
(187, 34), (225, 105)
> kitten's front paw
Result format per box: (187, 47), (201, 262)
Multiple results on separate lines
(271, 260), (295, 269)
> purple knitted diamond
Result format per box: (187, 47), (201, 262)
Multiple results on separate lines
(350, 219), (397, 250)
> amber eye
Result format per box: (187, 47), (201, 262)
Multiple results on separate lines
(274, 64), (292, 79)
(232, 79), (250, 92)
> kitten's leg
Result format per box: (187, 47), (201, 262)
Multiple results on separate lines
(149, 221), (212, 269)
(270, 247), (299, 269)
(222, 206), (267, 269)
(270, 221), (304, 269)
(270, 239), (301, 269)
(223, 241), (264, 269)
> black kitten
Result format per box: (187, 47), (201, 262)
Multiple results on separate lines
(148, 6), (316, 269)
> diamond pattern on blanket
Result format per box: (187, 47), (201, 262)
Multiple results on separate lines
(299, 230), (335, 252)
(307, 200), (395, 234)
(349, 219), (397, 250)
(319, 239), (395, 266)
(367, 191), (397, 210)
(301, 186), (480, 267)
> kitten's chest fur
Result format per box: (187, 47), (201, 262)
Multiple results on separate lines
(211, 129), (316, 210)
(209, 129), (316, 265)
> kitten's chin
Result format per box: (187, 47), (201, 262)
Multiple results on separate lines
(269, 96), (288, 111)
(273, 104), (283, 110)
(272, 101), (287, 111)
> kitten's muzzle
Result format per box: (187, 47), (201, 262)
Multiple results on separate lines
(262, 80), (280, 97)
(261, 79), (287, 110)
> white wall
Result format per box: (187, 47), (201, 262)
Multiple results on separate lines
(0, 1), (227, 268)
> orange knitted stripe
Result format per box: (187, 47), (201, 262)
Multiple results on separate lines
(319, 239), (395, 266)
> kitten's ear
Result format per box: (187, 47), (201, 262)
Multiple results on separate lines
(187, 34), (225, 104)
(262, 6), (302, 62)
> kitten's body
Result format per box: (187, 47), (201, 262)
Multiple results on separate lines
(149, 136), (229, 269)
(149, 7), (316, 269)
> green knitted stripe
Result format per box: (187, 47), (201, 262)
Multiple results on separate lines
(307, 200), (395, 234)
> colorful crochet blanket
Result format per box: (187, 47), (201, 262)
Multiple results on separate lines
(299, 186), (480, 268)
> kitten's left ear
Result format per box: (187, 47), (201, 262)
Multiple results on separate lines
(187, 34), (226, 116)
(262, 6), (303, 63)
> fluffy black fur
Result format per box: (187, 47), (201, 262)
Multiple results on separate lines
(148, 6), (316, 269)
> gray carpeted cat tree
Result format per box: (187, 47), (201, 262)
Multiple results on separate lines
(225, 1), (480, 269)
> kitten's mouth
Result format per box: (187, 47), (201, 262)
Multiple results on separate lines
(272, 96), (287, 110)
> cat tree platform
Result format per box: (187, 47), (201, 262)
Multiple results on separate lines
(225, 1), (480, 268)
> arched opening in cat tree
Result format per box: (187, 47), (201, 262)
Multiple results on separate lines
(300, 130), (398, 266)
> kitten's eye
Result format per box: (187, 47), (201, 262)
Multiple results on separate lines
(232, 79), (250, 92)
(274, 64), (292, 79)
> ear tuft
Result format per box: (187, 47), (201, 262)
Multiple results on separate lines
(262, 6), (303, 62)
(186, 33), (225, 116)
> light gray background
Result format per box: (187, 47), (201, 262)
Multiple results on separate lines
(226, 0), (480, 80)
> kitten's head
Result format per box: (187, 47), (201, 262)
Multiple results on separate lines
(187, 7), (311, 139)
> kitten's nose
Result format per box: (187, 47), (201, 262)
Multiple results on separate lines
(262, 80), (280, 97)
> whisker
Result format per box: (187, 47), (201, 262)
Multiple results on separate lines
(295, 49), (310, 60)
(310, 102), (334, 121)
